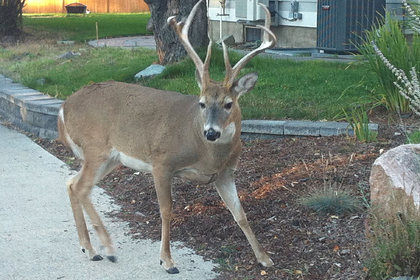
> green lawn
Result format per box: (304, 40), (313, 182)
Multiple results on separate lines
(23, 13), (152, 42)
(145, 48), (377, 120)
(0, 45), (158, 99)
(0, 14), (378, 121)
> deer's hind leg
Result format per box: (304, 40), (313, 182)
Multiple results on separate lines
(67, 148), (119, 262)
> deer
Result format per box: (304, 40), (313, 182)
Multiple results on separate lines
(58, 0), (276, 274)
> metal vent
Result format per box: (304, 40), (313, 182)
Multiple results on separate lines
(317, 0), (386, 52)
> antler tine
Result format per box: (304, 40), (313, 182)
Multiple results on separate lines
(168, 0), (211, 84)
(224, 3), (277, 87)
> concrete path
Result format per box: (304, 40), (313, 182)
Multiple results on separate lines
(0, 124), (218, 280)
(88, 36), (157, 49)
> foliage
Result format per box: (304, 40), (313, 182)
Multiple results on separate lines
(407, 130), (420, 143)
(298, 184), (362, 216)
(0, 0), (26, 36)
(366, 192), (420, 279)
(358, 12), (420, 113)
(23, 13), (152, 42)
(342, 105), (378, 142)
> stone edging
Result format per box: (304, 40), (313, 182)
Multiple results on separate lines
(0, 75), (63, 139)
(0, 75), (378, 140)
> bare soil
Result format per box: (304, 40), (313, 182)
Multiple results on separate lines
(11, 109), (416, 280)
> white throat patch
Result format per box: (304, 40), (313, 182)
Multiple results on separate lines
(216, 122), (236, 144)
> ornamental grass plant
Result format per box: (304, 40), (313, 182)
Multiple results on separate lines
(359, 12), (420, 114)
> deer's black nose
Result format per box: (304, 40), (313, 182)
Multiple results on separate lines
(204, 128), (221, 141)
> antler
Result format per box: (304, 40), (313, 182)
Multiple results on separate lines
(223, 3), (277, 88)
(167, 0), (212, 86)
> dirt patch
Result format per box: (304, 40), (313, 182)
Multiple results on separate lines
(15, 111), (415, 280)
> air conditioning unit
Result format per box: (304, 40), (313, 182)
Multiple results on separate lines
(236, 0), (269, 21)
(317, 0), (386, 52)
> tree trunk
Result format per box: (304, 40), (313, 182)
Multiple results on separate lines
(0, 0), (26, 38)
(145, 0), (209, 65)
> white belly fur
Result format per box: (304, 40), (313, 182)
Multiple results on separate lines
(118, 150), (153, 172)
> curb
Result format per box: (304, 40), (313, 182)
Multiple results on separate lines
(0, 75), (63, 139)
(0, 75), (378, 140)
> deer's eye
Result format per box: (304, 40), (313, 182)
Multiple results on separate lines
(199, 102), (206, 109)
(224, 102), (233, 110)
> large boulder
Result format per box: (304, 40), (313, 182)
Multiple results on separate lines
(370, 144), (420, 214)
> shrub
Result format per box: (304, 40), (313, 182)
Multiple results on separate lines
(358, 12), (420, 114)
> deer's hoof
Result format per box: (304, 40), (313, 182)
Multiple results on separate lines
(107, 255), (117, 263)
(166, 267), (180, 274)
(259, 257), (274, 267)
(91, 255), (103, 261)
(160, 260), (180, 274)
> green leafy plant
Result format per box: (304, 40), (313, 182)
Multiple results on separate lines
(342, 105), (378, 142)
(407, 130), (420, 143)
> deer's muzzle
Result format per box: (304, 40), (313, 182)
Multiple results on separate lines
(204, 128), (221, 142)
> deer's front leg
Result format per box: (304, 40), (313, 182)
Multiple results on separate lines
(215, 169), (274, 267)
(152, 168), (179, 274)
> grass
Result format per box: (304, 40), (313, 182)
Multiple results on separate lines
(343, 105), (378, 142)
(366, 190), (420, 279)
(407, 130), (420, 144)
(23, 13), (152, 42)
(0, 42), (377, 119)
(0, 44), (157, 99)
(144, 47), (377, 120)
(0, 13), (378, 120)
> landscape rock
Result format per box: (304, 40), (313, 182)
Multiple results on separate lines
(134, 64), (165, 80)
(370, 144), (420, 215)
(56, 40), (75, 45)
(35, 78), (47, 85)
(56, 51), (81, 59)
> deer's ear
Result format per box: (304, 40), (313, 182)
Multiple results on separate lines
(195, 69), (203, 90)
(232, 72), (258, 97)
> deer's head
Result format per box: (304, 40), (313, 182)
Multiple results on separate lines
(168, 0), (277, 142)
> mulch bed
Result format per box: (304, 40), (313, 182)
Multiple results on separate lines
(18, 112), (415, 280)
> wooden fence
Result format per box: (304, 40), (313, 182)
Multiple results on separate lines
(23, 0), (149, 13)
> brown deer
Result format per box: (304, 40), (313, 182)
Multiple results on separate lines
(58, 0), (276, 274)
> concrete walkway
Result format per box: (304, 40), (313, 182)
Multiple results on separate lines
(0, 124), (218, 280)
(88, 36), (157, 49)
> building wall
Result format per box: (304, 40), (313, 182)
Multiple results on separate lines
(208, 0), (410, 48)
(23, 0), (149, 13)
